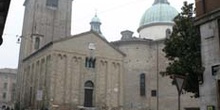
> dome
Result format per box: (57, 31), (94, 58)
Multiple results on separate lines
(91, 14), (101, 23)
(139, 3), (178, 29)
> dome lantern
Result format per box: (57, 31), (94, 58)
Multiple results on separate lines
(90, 14), (102, 35)
(153, 0), (170, 5)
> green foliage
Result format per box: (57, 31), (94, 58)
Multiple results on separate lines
(161, 2), (204, 98)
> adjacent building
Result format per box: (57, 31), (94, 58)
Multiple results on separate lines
(17, 0), (199, 110)
(195, 0), (220, 110)
(0, 68), (17, 109)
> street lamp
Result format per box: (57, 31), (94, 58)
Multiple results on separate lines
(173, 75), (186, 110)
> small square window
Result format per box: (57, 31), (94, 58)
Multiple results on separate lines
(46, 0), (58, 8)
(151, 90), (157, 97)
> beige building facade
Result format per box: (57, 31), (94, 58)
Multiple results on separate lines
(0, 68), (17, 109)
(17, 0), (199, 110)
(112, 30), (199, 110)
(18, 32), (124, 110)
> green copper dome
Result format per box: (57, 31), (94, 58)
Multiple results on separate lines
(139, 1), (178, 27)
(91, 14), (101, 23)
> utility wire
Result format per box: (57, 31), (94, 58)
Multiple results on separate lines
(98, 0), (146, 14)
(73, 0), (146, 21)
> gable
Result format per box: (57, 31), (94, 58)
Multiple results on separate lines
(53, 31), (125, 60)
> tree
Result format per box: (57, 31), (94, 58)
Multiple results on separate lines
(161, 2), (204, 98)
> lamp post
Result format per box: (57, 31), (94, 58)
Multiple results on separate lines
(173, 75), (186, 110)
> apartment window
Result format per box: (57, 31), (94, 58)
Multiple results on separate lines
(85, 57), (96, 68)
(140, 73), (146, 96)
(12, 83), (16, 92)
(11, 93), (15, 101)
(2, 92), (6, 99)
(46, 0), (58, 8)
(3, 83), (7, 89)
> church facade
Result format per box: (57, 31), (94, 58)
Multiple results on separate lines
(17, 0), (199, 110)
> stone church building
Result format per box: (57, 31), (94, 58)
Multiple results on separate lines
(17, 0), (199, 110)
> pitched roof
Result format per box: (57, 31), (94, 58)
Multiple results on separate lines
(53, 31), (126, 56)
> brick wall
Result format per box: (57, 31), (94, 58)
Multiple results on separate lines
(195, 0), (220, 17)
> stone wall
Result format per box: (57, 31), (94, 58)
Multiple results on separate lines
(18, 32), (124, 110)
(199, 18), (220, 110)
(114, 39), (199, 110)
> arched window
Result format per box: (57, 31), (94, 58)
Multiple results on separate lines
(85, 57), (89, 67)
(166, 28), (171, 38)
(85, 57), (96, 68)
(34, 37), (40, 50)
(88, 58), (93, 68)
(140, 73), (146, 96)
(84, 81), (94, 107)
(92, 58), (96, 68)
(85, 81), (94, 88)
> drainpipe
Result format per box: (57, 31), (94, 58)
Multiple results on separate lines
(156, 41), (159, 110)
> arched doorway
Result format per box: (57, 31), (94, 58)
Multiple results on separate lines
(84, 81), (94, 107)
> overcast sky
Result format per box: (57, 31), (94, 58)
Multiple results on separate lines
(0, 0), (194, 68)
